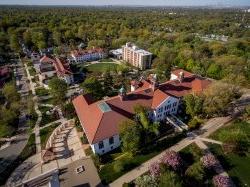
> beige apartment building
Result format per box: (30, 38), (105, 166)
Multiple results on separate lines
(122, 42), (152, 70)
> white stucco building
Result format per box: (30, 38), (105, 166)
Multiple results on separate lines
(73, 69), (211, 155)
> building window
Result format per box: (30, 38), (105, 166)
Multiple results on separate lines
(109, 137), (114, 145)
(98, 141), (104, 149)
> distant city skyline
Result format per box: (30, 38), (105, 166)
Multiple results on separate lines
(0, 0), (249, 6)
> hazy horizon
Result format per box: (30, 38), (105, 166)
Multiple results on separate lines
(0, 0), (249, 7)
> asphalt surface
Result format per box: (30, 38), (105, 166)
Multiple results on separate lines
(0, 58), (30, 182)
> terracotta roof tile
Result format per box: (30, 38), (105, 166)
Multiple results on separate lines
(73, 70), (211, 144)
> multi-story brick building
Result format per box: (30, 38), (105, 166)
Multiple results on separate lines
(122, 42), (152, 70)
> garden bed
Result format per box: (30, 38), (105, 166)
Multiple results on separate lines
(40, 122), (61, 149)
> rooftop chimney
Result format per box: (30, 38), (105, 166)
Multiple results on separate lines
(150, 74), (159, 91)
(178, 71), (184, 83)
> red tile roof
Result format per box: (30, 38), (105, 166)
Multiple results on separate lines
(73, 70), (211, 144)
(54, 58), (72, 76)
(40, 55), (55, 64)
(71, 48), (105, 57)
(171, 68), (194, 78)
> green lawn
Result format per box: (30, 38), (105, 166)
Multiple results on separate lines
(179, 143), (203, 164)
(38, 105), (59, 126)
(99, 58), (114, 62)
(86, 63), (120, 72)
(29, 67), (36, 76)
(35, 87), (49, 97)
(40, 122), (61, 149)
(99, 133), (185, 184)
(209, 120), (250, 186)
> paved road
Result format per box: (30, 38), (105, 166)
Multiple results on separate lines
(15, 59), (29, 96)
(0, 58), (30, 176)
(0, 111), (29, 176)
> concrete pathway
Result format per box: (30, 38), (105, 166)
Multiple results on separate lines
(109, 116), (232, 187)
(24, 63), (42, 154)
(24, 126), (85, 181)
(198, 137), (222, 145)
(194, 140), (230, 177)
(39, 118), (65, 130)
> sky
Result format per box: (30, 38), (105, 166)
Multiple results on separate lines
(0, 0), (249, 6)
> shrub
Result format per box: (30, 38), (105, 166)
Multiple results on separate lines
(80, 134), (89, 144)
(213, 175), (234, 187)
(161, 150), (183, 171)
(135, 174), (158, 187)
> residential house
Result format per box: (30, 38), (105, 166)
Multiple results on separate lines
(38, 55), (57, 88)
(73, 69), (211, 155)
(54, 58), (74, 85)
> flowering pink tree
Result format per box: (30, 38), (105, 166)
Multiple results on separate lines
(149, 161), (161, 177)
(213, 175), (234, 187)
(161, 150), (183, 171)
(201, 153), (220, 170)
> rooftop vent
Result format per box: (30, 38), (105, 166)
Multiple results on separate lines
(98, 102), (112, 113)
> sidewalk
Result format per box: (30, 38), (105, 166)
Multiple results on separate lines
(110, 116), (232, 187)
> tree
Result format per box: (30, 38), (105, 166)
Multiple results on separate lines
(213, 175), (234, 187)
(2, 82), (20, 102)
(159, 169), (183, 187)
(184, 94), (204, 118)
(48, 78), (68, 105)
(185, 162), (205, 186)
(200, 153), (220, 170)
(203, 81), (241, 116)
(103, 71), (114, 96)
(9, 34), (21, 52)
(119, 119), (141, 154)
(81, 77), (104, 100)
(161, 151), (183, 171)
(149, 162), (161, 178)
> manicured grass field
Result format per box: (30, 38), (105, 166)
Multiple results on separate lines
(40, 122), (61, 149)
(86, 63), (120, 72)
(209, 120), (250, 186)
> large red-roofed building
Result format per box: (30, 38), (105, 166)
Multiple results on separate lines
(73, 69), (211, 155)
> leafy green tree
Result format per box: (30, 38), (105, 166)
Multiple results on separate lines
(184, 94), (204, 118)
(185, 162), (205, 186)
(48, 78), (68, 105)
(207, 63), (221, 79)
(203, 81), (241, 116)
(2, 82), (20, 102)
(81, 77), (104, 100)
(103, 71), (114, 96)
(119, 119), (141, 154)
